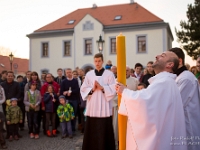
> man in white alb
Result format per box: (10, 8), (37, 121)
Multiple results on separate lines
(80, 53), (116, 150)
(169, 47), (200, 150)
(115, 51), (187, 150)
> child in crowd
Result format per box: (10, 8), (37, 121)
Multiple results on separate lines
(24, 81), (41, 139)
(137, 83), (147, 90)
(6, 98), (22, 141)
(57, 96), (74, 139)
(44, 85), (58, 137)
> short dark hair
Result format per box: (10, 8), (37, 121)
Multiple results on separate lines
(17, 75), (23, 79)
(138, 83), (147, 88)
(57, 68), (63, 72)
(135, 63), (143, 69)
(26, 71), (31, 75)
(94, 53), (104, 61)
(169, 56), (179, 73)
(168, 47), (185, 65)
(147, 61), (153, 65)
(7, 71), (14, 75)
(1, 70), (7, 75)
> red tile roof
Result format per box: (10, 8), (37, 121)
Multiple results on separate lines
(0, 55), (29, 74)
(35, 3), (163, 32)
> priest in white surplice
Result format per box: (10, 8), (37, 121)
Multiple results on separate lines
(169, 48), (200, 150)
(81, 53), (116, 150)
(116, 51), (187, 150)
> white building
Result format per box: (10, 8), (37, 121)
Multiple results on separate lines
(27, 2), (173, 76)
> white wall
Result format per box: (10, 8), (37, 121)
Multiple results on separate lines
(104, 28), (163, 68)
(74, 14), (103, 69)
(30, 35), (73, 76)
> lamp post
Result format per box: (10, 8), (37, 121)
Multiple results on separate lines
(96, 35), (104, 53)
(9, 52), (14, 71)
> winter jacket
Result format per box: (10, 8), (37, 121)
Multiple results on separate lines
(43, 93), (58, 113)
(6, 106), (22, 124)
(57, 103), (74, 122)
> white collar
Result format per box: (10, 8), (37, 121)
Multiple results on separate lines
(148, 71), (177, 84)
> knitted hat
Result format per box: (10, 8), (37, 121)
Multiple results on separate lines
(10, 98), (18, 102)
(59, 95), (68, 102)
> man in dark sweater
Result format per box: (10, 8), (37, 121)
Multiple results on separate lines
(1, 71), (21, 138)
(60, 68), (80, 132)
(54, 68), (65, 85)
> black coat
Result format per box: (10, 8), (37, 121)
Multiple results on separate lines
(43, 93), (58, 113)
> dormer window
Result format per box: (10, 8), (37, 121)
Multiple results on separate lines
(68, 20), (75, 24)
(114, 15), (122, 20)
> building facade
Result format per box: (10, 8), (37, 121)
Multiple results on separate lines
(27, 2), (173, 76)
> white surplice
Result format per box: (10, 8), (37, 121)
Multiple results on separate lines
(176, 70), (200, 150)
(119, 72), (187, 150)
(80, 70), (116, 117)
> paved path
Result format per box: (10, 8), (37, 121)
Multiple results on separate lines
(5, 126), (83, 150)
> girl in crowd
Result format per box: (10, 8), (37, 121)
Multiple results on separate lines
(24, 81), (41, 139)
(24, 71), (41, 92)
(43, 85), (58, 137)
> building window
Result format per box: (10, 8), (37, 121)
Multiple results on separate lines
(85, 39), (92, 55)
(110, 38), (116, 54)
(42, 43), (48, 57)
(137, 36), (146, 53)
(64, 41), (71, 56)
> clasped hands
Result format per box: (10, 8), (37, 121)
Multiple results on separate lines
(92, 80), (104, 92)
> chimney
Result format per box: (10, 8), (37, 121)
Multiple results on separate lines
(92, 3), (97, 8)
(130, 0), (134, 4)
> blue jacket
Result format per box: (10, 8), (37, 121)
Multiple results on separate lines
(43, 92), (58, 112)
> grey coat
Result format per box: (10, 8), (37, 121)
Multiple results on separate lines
(24, 90), (41, 112)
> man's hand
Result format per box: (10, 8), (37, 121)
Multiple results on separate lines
(20, 120), (23, 123)
(95, 81), (103, 90)
(115, 82), (126, 96)
(42, 107), (45, 111)
(7, 121), (10, 125)
(52, 99), (56, 102)
(67, 92), (71, 96)
(63, 91), (68, 96)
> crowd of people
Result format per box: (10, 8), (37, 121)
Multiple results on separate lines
(0, 47), (199, 149)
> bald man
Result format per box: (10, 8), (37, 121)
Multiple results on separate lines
(116, 51), (187, 150)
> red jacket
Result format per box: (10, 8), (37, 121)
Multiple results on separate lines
(40, 81), (60, 108)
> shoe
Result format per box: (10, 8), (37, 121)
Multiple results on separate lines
(1, 144), (7, 149)
(34, 134), (39, 139)
(9, 136), (13, 142)
(14, 135), (19, 140)
(69, 135), (73, 139)
(46, 130), (52, 137)
(30, 133), (34, 139)
(52, 129), (57, 137)
(61, 135), (66, 139)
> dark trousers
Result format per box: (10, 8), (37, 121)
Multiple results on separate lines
(38, 109), (46, 132)
(27, 110), (39, 134)
(80, 107), (85, 133)
(77, 106), (81, 124)
(68, 100), (78, 132)
(18, 102), (25, 129)
(9, 124), (19, 136)
(0, 121), (5, 144)
(45, 112), (56, 131)
(60, 121), (72, 136)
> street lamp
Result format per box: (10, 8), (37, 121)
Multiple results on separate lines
(9, 52), (14, 71)
(96, 35), (104, 53)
